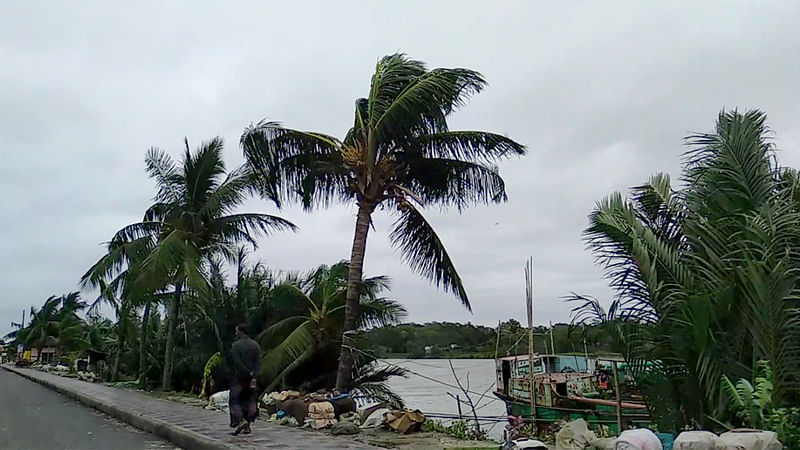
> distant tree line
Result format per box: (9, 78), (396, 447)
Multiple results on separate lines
(362, 319), (622, 359)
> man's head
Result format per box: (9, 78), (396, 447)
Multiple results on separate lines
(235, 323), (249, 339)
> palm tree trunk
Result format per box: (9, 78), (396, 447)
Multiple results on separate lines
(161, 284), (182, 390)
(138, 302), (151, 388)
(335, 202), (373, 390)
(111, 335), (123, 382)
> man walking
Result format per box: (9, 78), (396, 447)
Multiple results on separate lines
(229, 323), (261, 435)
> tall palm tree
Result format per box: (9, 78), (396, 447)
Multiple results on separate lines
(570, 110), (800, 430)
(116, 137), (296, 390)
(257, 261), (406, 392)
(241, 53), (526, 388)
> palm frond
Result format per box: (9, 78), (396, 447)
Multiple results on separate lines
(358, 297), (407, 328)
(182, 137), (227, 207)
(389, 203), (469, 310)
(353, 364), (408, 409)
(373, 60), (486, 147)
(112, 222), (162, 244)
(256, 315), (308, 349)
(144, 147), (183, 203)
(241, 121), (345, 210)
(395, 158), (508, 210)
(260, 323), (314, 381)
(413, 131), (526, 163)
(212, 213), (297, 249)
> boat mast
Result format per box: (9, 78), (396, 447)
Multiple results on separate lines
(525, 257), (536, 424)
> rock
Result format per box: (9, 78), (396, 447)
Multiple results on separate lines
(716, 429), (782, 450)
(331, 421), (360, 436)
(556, 418), (596, 450)
(674, 431), (717, 450)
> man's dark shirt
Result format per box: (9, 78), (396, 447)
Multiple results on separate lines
(231, 336), (261, 379)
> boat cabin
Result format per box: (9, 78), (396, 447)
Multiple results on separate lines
(495, 354), (596, 408)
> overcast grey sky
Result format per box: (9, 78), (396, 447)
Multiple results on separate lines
(2, 1), (800, 335)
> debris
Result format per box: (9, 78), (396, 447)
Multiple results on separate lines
(385, 409), (424, 434)
(331, 421), (360, 435)
(308, 401), (336, 429)
(360, 407), (390, 429)
(357, 403), (387, 424)
(339, 411), (360, 424)
(278, 416), (299, 427)
(502, 438), (549, 449)
(207, 390), (229, 412)
(556, 418), (596, 449)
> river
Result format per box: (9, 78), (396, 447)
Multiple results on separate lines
(382, 359), (507, 441)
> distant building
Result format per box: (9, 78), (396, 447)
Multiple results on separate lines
(18, 346), (57, 363)
(449, 343), (459, 350)
(424, 345), (433, 354)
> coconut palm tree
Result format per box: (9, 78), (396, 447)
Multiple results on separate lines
(24, 296), (62, 362)
(570, 110), (800, 430)
(82, 231), (160, 385)
(241, 53), (526, 388)
(22, 293), (88, 363)
(83, 279), (138, 381)
(115, 137), (296, 390)
(257, 261), (406, 392)
(52, 314), (89, 361)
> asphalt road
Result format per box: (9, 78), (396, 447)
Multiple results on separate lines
(0, 369), (179, 449)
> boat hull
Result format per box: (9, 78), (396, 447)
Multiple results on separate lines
(495, 391), (651, 435)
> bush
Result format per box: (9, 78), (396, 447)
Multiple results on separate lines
(422, 418), (487, 441)
(766, 408), (800, 448)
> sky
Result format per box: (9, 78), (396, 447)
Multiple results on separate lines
(2, 1), (800, 335)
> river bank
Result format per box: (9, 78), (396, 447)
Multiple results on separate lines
(383, 359), (507, 442)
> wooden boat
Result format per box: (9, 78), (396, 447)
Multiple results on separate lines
(493, 353), (652, 434)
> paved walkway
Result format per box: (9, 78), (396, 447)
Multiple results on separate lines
(2, 365), (376, 450)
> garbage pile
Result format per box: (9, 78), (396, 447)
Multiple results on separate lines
(27, 362), (99, 382)
(259, 390), (426, 436)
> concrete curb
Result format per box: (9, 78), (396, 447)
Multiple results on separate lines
(2, 365), (239, 450)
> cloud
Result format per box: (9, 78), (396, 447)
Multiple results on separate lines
(2, 0), (800, 335)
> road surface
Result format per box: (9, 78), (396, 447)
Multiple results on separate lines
(0, 369), (178, 449)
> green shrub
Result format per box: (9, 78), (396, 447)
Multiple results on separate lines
(766, 408), (800, 448)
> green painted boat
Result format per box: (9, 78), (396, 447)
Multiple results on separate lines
(493, 354), (652, 434)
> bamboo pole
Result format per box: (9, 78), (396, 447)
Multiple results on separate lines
(525, 257), (536, 424)
(612, 361), (623, 433)
(494, 320), (501, 360)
